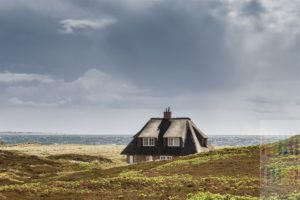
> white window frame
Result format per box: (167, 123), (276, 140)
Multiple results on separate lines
(146, 155), (153, 162)
(167, 137), (180, 147)
(143, 137), (155, 147)
(160, 155), (173, 160)
(133, 155), (137, 163)
(129, 155), (134, 164)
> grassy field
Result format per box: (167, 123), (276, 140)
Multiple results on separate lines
(0, 144), (126, 169)
(0, 136), (299, 199)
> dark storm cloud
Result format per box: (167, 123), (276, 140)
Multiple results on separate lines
(0, 0), (299, 94)
(1, 0), (300, 133)
(0, 9), (107, 80)
(241, 0), (265, 17)
(102, 2), (237, 93)
(0, 0), (245, 93)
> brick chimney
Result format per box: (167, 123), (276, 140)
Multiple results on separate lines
(163, 107), (172, 119)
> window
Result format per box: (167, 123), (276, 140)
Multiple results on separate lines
(129, 155), (134, 164)
(146, 155), (153, 162)
(160, 155), (173, 160)
(133, 155), (137, 163)
(129, 155), (137, 164)
(143, 138), (155, 146)
(168, 138), (180, 147)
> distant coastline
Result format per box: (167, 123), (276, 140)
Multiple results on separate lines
(0, 131), (68, 135)
(0, 131), (294, 136)
(0, 134), (290, 147)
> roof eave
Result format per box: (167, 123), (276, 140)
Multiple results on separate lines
(191, 121), (208, 138)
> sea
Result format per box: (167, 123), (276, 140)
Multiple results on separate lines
(0, 134), (290, 146)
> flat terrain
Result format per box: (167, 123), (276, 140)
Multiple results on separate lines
(0, 136), (299, 200)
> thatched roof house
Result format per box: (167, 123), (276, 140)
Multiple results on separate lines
(121, 108), (213, 164)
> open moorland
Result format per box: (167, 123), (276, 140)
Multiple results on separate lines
(0, 136), (299, 200)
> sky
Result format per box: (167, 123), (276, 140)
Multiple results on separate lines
(1, 0), (300, 135)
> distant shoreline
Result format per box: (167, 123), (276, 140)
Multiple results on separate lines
(0, 134), (290, 147)
(0, 132), (133, 136)
(0, 132), (294, 136)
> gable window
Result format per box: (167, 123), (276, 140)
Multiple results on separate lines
(160, 155), (173, 160)
(168, 137), (180, 147)
(143, 138), (155, 146)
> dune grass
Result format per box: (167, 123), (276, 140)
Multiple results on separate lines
(0, 135), (299, 199)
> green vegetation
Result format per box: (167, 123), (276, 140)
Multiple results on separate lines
(156, 150), (248, 170)
(259, 135), (300, 199)
(188, 192), (259, 200)
(0, 135), (299, 199)
(47, 154), (112, 163)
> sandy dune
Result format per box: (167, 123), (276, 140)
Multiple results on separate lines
(0, 144), (127, 166)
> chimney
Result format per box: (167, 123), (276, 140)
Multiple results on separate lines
(163, 107), (172, 119)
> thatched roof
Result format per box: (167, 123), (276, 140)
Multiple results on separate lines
(137, 119), (161, 138)
(121, 117), (212, 156)
(163, 119), (187, 139)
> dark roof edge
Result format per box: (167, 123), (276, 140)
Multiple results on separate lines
(191, 121), (208, 138)
(150, 117), (191, 120)
(187, 121), (202, 153)
(133, 119), (153, 138)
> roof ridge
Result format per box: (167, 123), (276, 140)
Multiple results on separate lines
(191, 121), (208, 138)
(150, 117), (191, 120)
(162, 119), (187, 139)
(187, 121), (202, 153)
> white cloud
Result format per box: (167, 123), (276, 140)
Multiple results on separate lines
(244, 80), (300, 115)
(0, 72), (53, 83)
(214, 0), (300, 34)
(1, 70), (299, 135)
(1, 69), (298, 118)
(59, 18), (116, 34)
(1, 69), (142, 107)
(8, 97), (70, 107)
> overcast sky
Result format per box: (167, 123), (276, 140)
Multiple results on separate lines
(1, 0), (300, 135)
